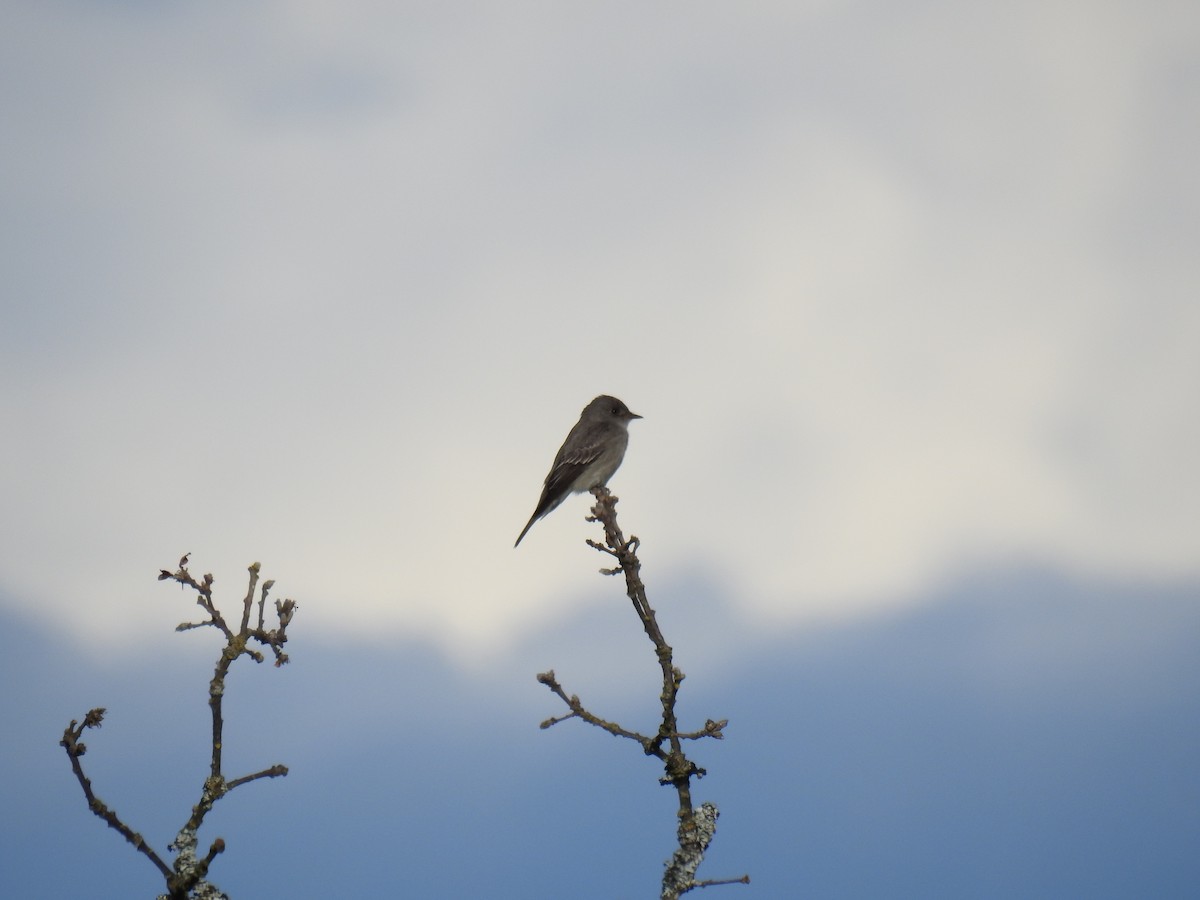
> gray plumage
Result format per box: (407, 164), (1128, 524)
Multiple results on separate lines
(514, 395), (642, 547)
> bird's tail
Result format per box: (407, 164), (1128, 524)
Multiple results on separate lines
(513, 512), (539, 547)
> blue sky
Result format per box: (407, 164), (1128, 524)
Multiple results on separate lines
(1, 1), (1198, 897)
(3, 569), (1198, 897)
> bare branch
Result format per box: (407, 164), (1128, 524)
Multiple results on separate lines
(226, 764), (289, 791)
(538, 488), (746, 898)
(62, 556), (296, 898)
(536, 670), (655, 748)
(59, 710), (173, 882)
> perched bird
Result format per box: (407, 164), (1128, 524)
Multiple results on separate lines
(514, 395), (642, 547)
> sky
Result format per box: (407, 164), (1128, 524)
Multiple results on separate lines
(1, 1), (1197, 897)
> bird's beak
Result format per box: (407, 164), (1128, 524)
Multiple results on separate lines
(629, 411), (643, 420)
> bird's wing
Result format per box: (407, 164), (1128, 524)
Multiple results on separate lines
(543, 434), (605, 496)
(515, 440), (605, 546)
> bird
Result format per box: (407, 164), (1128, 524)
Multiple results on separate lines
(514, 395), (642, 547)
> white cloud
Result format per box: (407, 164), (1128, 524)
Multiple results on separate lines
(1, 1), (1196, 659)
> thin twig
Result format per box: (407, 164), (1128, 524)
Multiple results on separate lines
(536, 670), (657, 749)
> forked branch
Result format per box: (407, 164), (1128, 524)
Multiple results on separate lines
(61, 555), (296, 899)
(538, 489), (748, 898)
